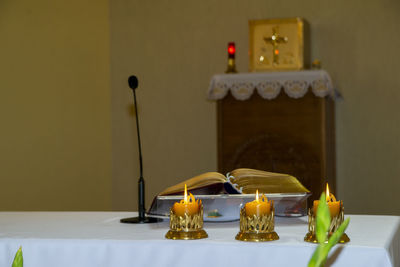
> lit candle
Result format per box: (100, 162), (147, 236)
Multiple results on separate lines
(313, 183), (340, 217)
(245, 190), (271, 217)
(172, 184), (200, 217)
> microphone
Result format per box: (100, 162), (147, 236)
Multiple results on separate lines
(120, 75), (161, 224)
(128, 75), (138, 90)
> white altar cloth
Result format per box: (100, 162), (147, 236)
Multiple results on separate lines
(208, 70), (334, 100)
(0, 212), (398, 267)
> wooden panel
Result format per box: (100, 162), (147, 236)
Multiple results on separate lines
(217, 91), (335, 199)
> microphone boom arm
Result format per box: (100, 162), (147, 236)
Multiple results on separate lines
(120, 75), (161, 224)
(132, 88), (145, 220)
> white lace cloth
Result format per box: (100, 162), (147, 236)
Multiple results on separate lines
(208, 70), (334, 100)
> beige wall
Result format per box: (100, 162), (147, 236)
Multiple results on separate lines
(0, 0), (112, 210)
(1, 0), (399, 214)
(110, 0), (400, 215)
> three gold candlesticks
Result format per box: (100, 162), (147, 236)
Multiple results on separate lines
(165, 184), (349, 243)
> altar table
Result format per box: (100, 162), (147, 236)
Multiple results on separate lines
(0, 212), (398, 267)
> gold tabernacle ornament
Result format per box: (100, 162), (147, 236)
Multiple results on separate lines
(235, 202), (279, 242)
(304, 201), (350, 243)
(264, 26), (288, 65)
(165, 202), (208, 240)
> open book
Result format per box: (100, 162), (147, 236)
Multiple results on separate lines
(159, 168), (310, 196)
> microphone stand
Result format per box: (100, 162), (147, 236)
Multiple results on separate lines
(120, 76), (161, 224)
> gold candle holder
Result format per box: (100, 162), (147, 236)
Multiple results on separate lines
(165, 203), (208, 240)
(235, 202), (279, 242)
(304, 201), (350, 243)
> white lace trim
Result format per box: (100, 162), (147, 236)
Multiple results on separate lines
(208, 70), (335, 100)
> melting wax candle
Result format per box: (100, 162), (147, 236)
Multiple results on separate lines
(172, 184), (200, 217)
(245, 190), (271, 217)
(313, 183), (340, 217)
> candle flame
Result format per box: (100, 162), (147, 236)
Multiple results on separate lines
(184, 184), (188, 203)
(325, 183), (337, 202)
(256, 189), (259, 201)
(178, 184), (200, 206)
(326, 183), (330, 201)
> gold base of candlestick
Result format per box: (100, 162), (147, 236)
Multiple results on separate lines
(165, 229), (208, 240)
(304, 232), (350, 244)
(304, 202), (350, 244)
(165, 203), (208, 240)
(235, 231), (279, 242)
(235, 202), (279, 242)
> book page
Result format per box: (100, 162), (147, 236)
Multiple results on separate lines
(159, 172), (226, 195)
(230, 168), (309, 194)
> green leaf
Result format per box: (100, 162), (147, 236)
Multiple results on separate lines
(312, 218), (350, 267)
(316, 192), (331, 244)
(308, 196), (351, 267)
(308, 244), (325, 267)
(326, 218), (350, 251)
(12, 247), (23, 267)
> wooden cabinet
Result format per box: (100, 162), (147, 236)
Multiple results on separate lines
(217, 90), (335, 198)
